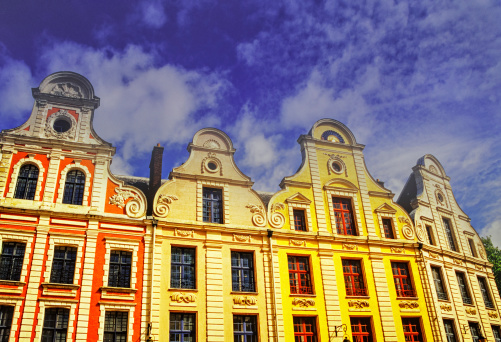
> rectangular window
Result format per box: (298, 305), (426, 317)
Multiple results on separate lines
(492, 325), (501, 342)
(0, 242), (26, 281)
(104, 311), (128, 342)
(478, 277), (495, 308)
(288, 256), (313, 295)
(425, 225), (434, 245)
(50, 246), (77, 284)
(342, 259), (367, 296)
(41, 308), (69, 342)
(431, 266), (448, 300)
(469, 322), (481, 342)
(233, 315), (257, 342)
(443, 218), (457, 251)
(0, 306), (14, 342)
(391, 262), (416, 297)
(293, 209), (307, 231)
(402, 317), (423, 342)
(203, 187), (223, 223)
(108, 250), (132, 288)
(468, 239), (478, 257)
(171, 247), (195, 289)
(350, 317), (373, 342)
(443, 320), (457, 342)
(231, 251), (255, 292)
(382, 218), (395, 239)
(332, 197), (356, 235)
(293, 317), (317, 342)
(170, 313), (195, 342)
(456, 272), (473, 305)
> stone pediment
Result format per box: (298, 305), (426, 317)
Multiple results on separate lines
(286, 193), (311, 205)
(374, 203), (397, 214)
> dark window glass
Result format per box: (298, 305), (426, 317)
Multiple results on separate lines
(53, 119), (70, 133)
(14, 164), (39, 200)
(382, 218), (394, 239)
(478, 277), (495, 309)
(402, 317), (422, 342)
(293, 209), (307, 231)
(456, 273), (473, 305)
(444, 320), (457, 342)
(288, 256), (313, 295)
(170, 313), (195, 342)
(231, 252), (255, 292)
(0, 306), (14, 342)
(50, 246), (77, 284)
(293, 317), (317, 342)
(443, 218), (457, 251)
(432, 267), (448, 300)
(171, 247), (195, 289)
(332, 197), (356, 235)
(391, 262), (416, 297)
(492, 325), (501, 342)
(233, 315), (257, 342)
(41, 308), (69, 342)
(351, 317), (373, 342)
(0, 242), (26, 281)
(342, 259), (367, 296)
(62, 170), (85, 205)
(104, 311), (128, 342)
(108, 251), (132, 288)
(202, 188), (222, 223)
(469, 322), (481, 342)
(425, 225), (434, 245)
(468, 239), (478, 257)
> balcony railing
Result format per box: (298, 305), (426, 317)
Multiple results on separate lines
(290, 285), (313, 295)
(396, 289), (417, 298)
(346, 287), (368, 296)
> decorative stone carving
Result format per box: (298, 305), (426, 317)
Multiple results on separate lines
(399, 301), (419, 309)
(292, 298), (315, 307)
(203, 139), (220, 149)
(429, 165), (438, 174)
(343, 244), (357, 251)
(269, 203), (285, 228)
(109, 188), (138, 209)
(391, 247), (404, 253)
(478, 243), (486, 259)
(429, 252), (439, 259)
(45, 109), (77, 140)
(233, 234), (250, 242)
(170, 292), (196, 303)
(175, 229), (194, 237)
(440, 303), (452, 312)
(416, 223), (425, 242)
(453, 258), (463, 265)
(289, 239), (305, 247)
(201, 152), (223, 175)
(488, 311), (498, 319)
(398, 216), (413, 226)
(246, 204), (266, 227)
(402, 225), (415, 240)
(50, 82), (83, 98)
(475, 265), (483, 271)
(155, 194), (179, 217)
(233, 296), (257, 306)
(465, 308), (477, 315)
(348, 300), (369, 309)
(109, 187), (144, 218)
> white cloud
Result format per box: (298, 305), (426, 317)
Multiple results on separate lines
(139, 0), (167, 28)
(0, 55), (35, 121)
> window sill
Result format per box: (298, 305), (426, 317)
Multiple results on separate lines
(290, 294), (316, 297)
(169, 288), (198, 292)
(100, 286), (136, 301)
(346, 295), (370, 299)
(41, 283), (80, 290)
(0, 280), (25, 286)
(397, 296), (419, 300)
(100, 286), (137, 293)
(463, 303), (476, 307)
(41, 283), (79, 297)
(0, 280), (25, 294)
(231, 291), (258, 295)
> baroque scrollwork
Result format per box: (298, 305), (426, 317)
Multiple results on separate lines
(246, 204), (266, 227)
(109, 187), (144, 218)
(269, 202), (285, 228)
(170, 292), (196, 303)
(233, 234), (250, 242)
(233, 296), (257, 306)
(290, 239), (305, 247)
(45, 110), (77, 140)
(399, 301), (419, 309)
(398, 216), (413, 226)
(155, 194), (179, 218)
(465, 308), (477, 315)
(429, 252), (439, 259)
(50, 82), (83, 98)
(343, 244), (357, 251)
(391, 247), (404, 253)
(292, 298), (315, 307)
(402, 225), (415, 240)
(453, 258), (463, 265)
(416, 223), (426, 242)
(440, 303), (452, 312)
(176, 229), (194, 237)
(348, 300), (369, 309)
(488, 311), (498, 319)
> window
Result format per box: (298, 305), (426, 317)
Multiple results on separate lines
(478, 277), (495, 308)
(468, 239), (478, 257)
(443, 320), (457, 342)
(104, 311), (128, 342)
(442, 218), (457, 251)
(0, 242), (26, 281)
(202, 187), (223, 223)
(293, 317), (317, 342)
(382, 218), (394, 239)
(170, 313), (195, 342)
(62, 170), (85, 205)
(231, 252), (255, 292)
(469, 322), (481, 342)
(456, 272), (472, 305)
(0, 306), (14, 342)
(108, 251), (132, 288)
(431, 267), (448, 300)
(332, 197), (356, 235)
(492, 325), (501, 342)
(14, 164), (39, 200)
(50, 246), (77, 284)
(171, 247), (195, 289)
(391, 262), (416, 297)
(41, 308), (69, 342)
(342, 260), (367, 296)
(293, 209), (307, 231)
(401, 318), (422, 342)
(425, 225), (434, 245)
(233, 315), (257, 342)
(350, 317), (373, 342)
(288, 256), (313, 294)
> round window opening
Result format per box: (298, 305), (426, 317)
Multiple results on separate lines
(207, 161), (218, 171)
(437, 193), (444, 202)
(53, 119), (71, 133)
(331, 161), (342, 173)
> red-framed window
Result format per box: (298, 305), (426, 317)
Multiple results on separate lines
(293, 317), (317, 342)
(391, 262), (416, 297)
(332, 197), (356, 235)
(288, 256), (313, 295)
(402, 317), (423, 342)
(382, 218), (394, 239)
(293, 209), (307, 232)
(350, 317), (373, 342)
(342, 260), (367, 296)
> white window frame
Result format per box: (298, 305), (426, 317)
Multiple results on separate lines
(98, 303), (135, 342)
(102, 238), (139, 290)
(0, 298), (23, 342)
(34, 301), (77, 342)
(374, 204), (399, 239)
(56, 161), (92, 205)
(286, 193), (312, 232)
(196, 180), (230, 224)
(325, 188), (362, 236)
(43, 235), (84, 286)
(0, 232), (35, 283)
(6, 156), (46, 201)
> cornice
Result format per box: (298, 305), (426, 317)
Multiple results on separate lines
(168, 172), (254, 187)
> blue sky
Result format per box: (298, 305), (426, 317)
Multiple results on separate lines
(1, 0), (500, 244)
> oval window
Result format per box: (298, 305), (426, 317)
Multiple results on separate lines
(53, 119), (71, 133)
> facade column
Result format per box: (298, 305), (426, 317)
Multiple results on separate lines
(263, 245), (285, 342)
(352, 151), (377, 237)
(0, 148), (13, 198)
(304, 140), (328, 233)
(205, 242), (224, 341)
(40, 151), (62, 208)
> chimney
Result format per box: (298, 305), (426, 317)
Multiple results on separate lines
(148, 143), (164, 215)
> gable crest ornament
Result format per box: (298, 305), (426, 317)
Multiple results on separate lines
(109, 187), (144, 218)
(155, 194), (179, 217)
(246, 204), (266, 227)
(268, 203), (285, 228)
(50, 82), (83, 98)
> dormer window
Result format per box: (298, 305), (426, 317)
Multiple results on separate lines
(332, 197), (356, 235)
(203, 187), (223, 223)
(63, 170), (85, 205)
(14, 164), (39, 200)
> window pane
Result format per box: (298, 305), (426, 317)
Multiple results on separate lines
(171, 247), (196, 289)
(0, 242), (26, 281)
(14, 164), (39, 200)
(62, 170), (85, 205)
(108, 251), (132, 288)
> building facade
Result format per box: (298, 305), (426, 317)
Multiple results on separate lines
(0, 71), (499, 342)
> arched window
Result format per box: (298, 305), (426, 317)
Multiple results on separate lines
(14, 164), (39, 200)
(62, 170), (85, 205)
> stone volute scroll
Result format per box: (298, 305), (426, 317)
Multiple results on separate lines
(109, 187), (145, 218)
(154, 194), (179, 218)
(246, 204), (266, 227)
(268, 202), (285, 228)
(399, 216), (415, 240)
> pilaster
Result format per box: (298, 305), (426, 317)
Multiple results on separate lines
(41, 151), (63, 206)
(305, 141), (328, 233)
(352, 151), (377, 237)
(90, 158), (108, 211)
(205, 242), (224, 341)
(318, 249), (342, 340)
(0, 149), (14, 198)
